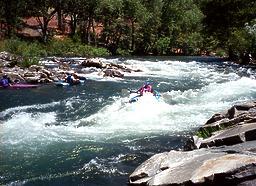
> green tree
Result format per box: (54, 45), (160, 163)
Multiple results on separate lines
(161, 0), (204, 55)
(201, 0), (256, 60)
(79, 0), (99, 45)
(24, 0), (59, 42)
(137, 0), (163, 55)
(62, 0), (83, 37)
(96, 0), (124, 54)
(123, 0), (148, 52)
(0, 0), (25, 38)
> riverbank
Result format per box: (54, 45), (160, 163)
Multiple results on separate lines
(0, 50), (231, 86)
(0, 51), (142, 85)
(129, 101), (256, 185)
(0, 38), (110, 59)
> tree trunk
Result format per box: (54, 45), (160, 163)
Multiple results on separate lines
(70, 14), (77, 37)
(86, 17), (91, 44)
(228, 48), (239, 61)
(80, 21), (87, 43)
(131, 20), (135, 51)
(42, 17), (49, 43)
(5, 0), (12, 38)
(92, 20), (96, 46)
(57, 9), (63, 32)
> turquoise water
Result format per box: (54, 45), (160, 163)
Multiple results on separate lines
(1, 56), (256, 185)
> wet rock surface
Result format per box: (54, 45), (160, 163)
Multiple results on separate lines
(129, 101), (256, 185)
(0, 52), (141, 84)
(129, 141), (256, 185)
(194, 101), (256, 149)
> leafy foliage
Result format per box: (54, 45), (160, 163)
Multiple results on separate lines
(201, 0), (256, 60)
(1, 38), (109, 58)
(0, 0), (255, 59)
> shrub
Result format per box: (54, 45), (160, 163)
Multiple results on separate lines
(47, 39), (110, 57)
(3, 39), (47, 57)
(155, 37), (171, 55)
(0, 38), (110, 58)
(215, 48), (227, 57)
(20, 57), (39, 68)
(116, 48), (131, 56)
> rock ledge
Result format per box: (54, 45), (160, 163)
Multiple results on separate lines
(129, 101), (256, 185)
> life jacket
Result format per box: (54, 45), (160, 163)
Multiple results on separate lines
(0, 78), (9, 87)
(66, 75), (73, 84)
(139, 84), (153, 95)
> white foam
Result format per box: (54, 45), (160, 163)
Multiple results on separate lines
(1, 112), (57, 146)
(2, 58), (256, 145)
(0, 101), (60, 117)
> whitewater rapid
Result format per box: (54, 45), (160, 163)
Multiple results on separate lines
(1, 58), (256, 146)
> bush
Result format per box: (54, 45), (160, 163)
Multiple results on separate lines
(0, 38), (110, 58)
(20, 57), (39, 68)
(215, 48), (227, 57)
(47, 38), (110, 57)
(155, 37), (171, 55)
(3, 39), (47, 57)
(116, 48), (131, 56)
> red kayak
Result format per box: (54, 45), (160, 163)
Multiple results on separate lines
(1, 83), (39, 89)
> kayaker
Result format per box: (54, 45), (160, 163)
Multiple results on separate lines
(0, 74), (12, 88)
(129, 82), (155, 103)
(137, 82), (154, 96)
(65, 73), (80, 85)
(65, 74), (73, 84)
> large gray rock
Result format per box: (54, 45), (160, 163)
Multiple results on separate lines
(0, 51), (21, 67)
(81, 59), (106, 68)
(194, 101), (256, 147)
(129, 141), (256, 186)
(130, 101), (256, 186)
(197, 123), (256, 148)
(103, 68), (124, 78)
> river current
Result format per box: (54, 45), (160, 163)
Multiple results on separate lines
(1, 56), (256, 185)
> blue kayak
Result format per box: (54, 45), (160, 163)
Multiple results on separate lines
(55, 80), (85, 86)
(129, 91), (161, 103)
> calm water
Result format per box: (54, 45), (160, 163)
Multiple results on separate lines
(1, 56), (256, 185)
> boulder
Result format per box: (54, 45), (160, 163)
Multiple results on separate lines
(81, 59), (106, 69)
(29, 65), (43, 71)
(39, 72), (49, 79)
(205, 113), (226, 124)
(198, 123), (256, 148)
(103, 69), (124, 78)
(108, 63), (133, 73)
(129, 141), (256, 186)
(196, 101), (256, 140)
(24, 76), (40, 83)
(41, 68), (52, 76)
(130, 101), (256, 186)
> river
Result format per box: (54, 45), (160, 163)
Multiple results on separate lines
(1, 56), (256, 185)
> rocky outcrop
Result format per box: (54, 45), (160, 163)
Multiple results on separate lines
(194, 101), (256, 149)
(0, 51), (22, 68)
(129, 141), (256, 185)
(129, 101), (256, 185)
(81, 58), (141, 78)
(103, 68), (124, 78)
(0, 52), (141, 84)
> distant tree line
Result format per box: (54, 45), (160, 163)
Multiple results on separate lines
(0, 0), (255, 61)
